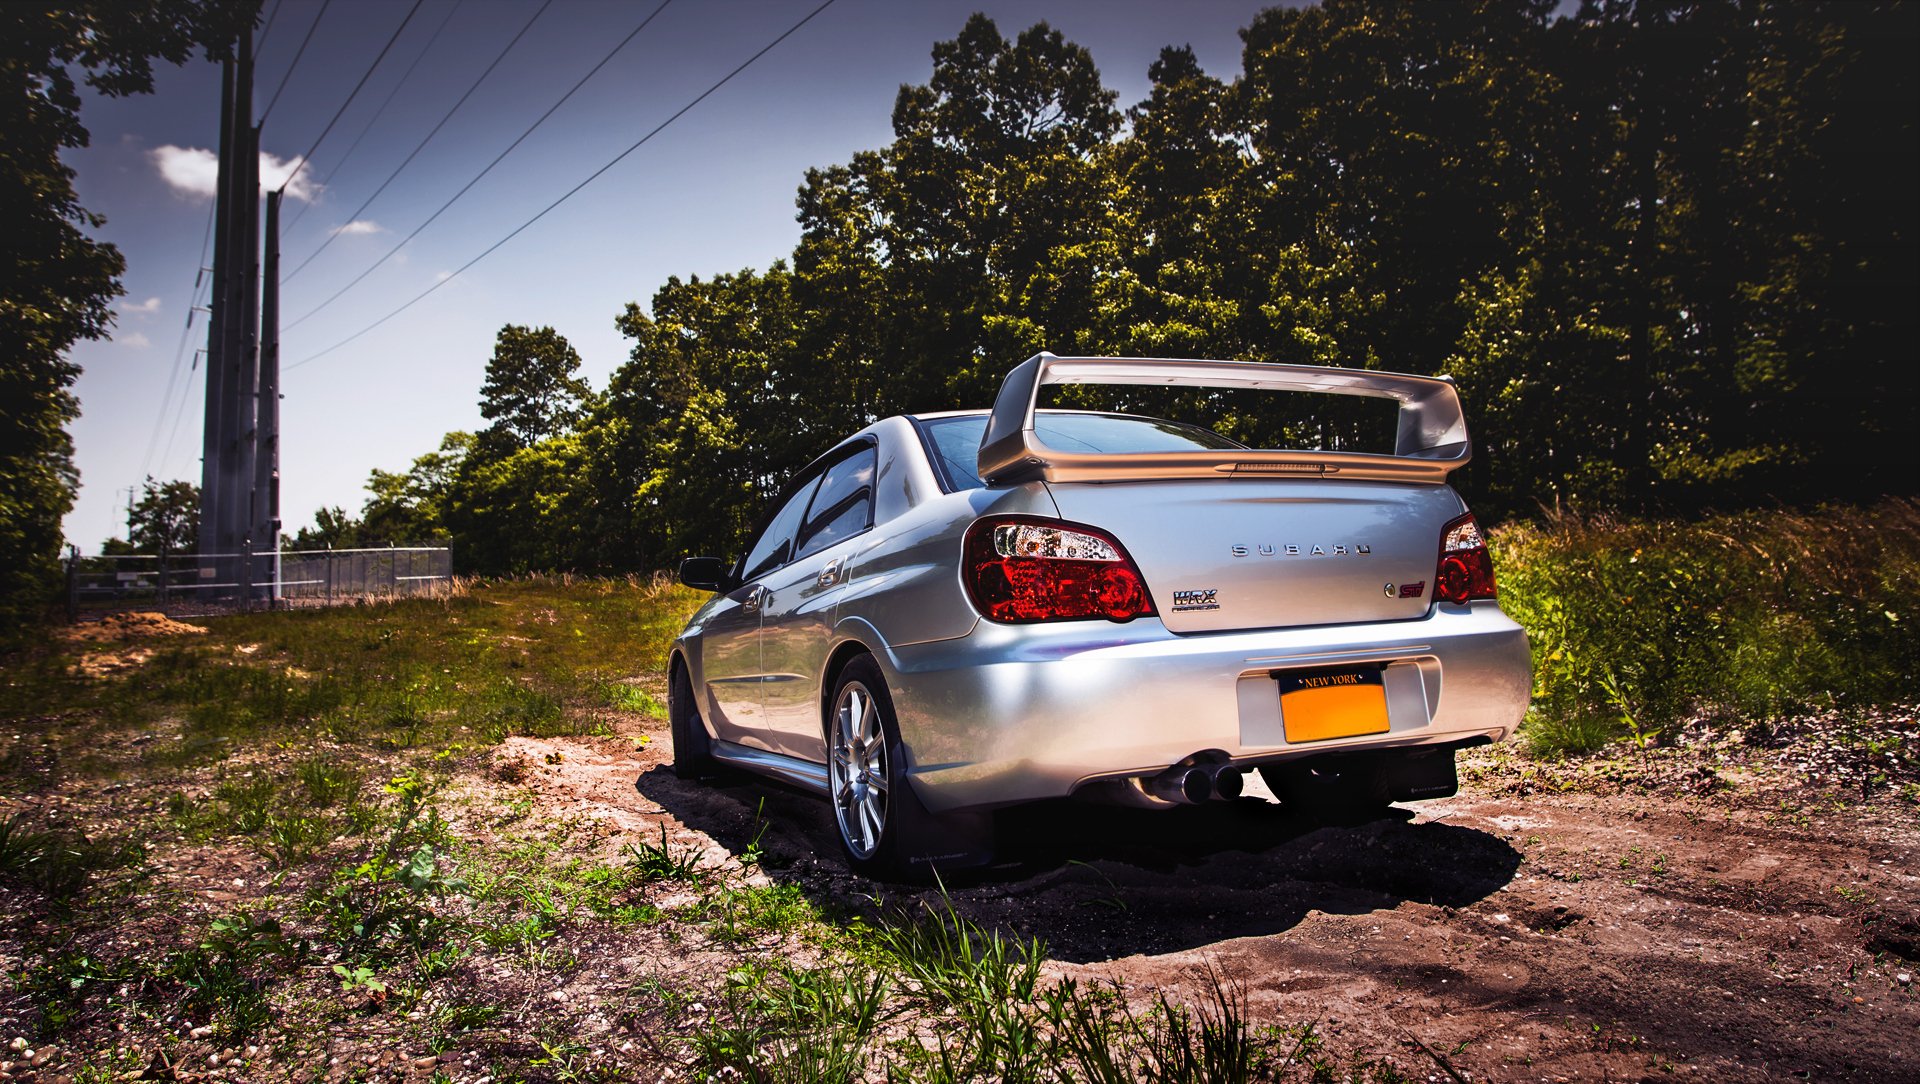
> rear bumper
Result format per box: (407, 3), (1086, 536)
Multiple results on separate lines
(877, 601), (1529, 814)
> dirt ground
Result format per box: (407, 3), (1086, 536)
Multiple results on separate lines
(500, 725), (1920, 1083)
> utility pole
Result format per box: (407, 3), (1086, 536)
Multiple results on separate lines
(197, 26), (261, 601)
(257, 190), (282, 601)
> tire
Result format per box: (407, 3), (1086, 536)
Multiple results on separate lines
(669, 662), (716, 780)
(1260, 757), (1394, 824)
(826, 655), (994, 880)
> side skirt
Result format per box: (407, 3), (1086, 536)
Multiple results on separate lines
(710, 740), (830, 797)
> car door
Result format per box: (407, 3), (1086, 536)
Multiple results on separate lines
(758, 443), (878, 760)
(698, 475), (819, 747)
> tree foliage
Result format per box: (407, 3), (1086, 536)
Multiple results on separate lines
(321, 3), (1915, 576)
(477, 324), (591, 455)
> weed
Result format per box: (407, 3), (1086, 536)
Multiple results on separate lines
(161, 912), (304, 1036)
(11, 951), (139, 1033)
(260, 811), (339, 867)
(624, 823), (706, 883)
(696, 963), (889, 1082)
(332, 963), (388, 995)
(0, 813), (145, 901)
(295, 756), (363, 808)
(213, 775), (280, 833)
(1047, 966), (1265, 1084)
(700, 882), (819, 946)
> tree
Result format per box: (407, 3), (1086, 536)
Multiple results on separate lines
(362, 432), (468, 544)
(476, 325), (591, 454)
(284, 507), (365, 551)
(129, 477), (198, 554)
(1, 1), (251, 634)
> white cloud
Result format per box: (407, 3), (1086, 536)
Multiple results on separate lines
(330, 219), (386, 236)
(120, 331), (153, 349)
(149, 145), (321, 203)
(259, 151), (320, 204)
(151, 145), (218, 199)
(119, 296), (162, 316)
(434, 270), (454, 282)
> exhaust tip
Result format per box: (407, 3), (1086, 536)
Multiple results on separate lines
(1145, 765), (1213, 805)
(1178, 767), (1212, 804)
(1211, 765), (1244, 801)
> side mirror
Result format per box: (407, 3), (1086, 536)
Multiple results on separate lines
(677, 556), (737, 592)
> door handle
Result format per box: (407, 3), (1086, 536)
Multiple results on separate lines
(741, 585), (766, 615)
(817, 559), (844, 588)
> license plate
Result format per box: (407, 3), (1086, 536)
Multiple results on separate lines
(1275, 666), (1390, 744)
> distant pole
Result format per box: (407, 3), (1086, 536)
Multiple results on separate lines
(258, 189), (282, 601)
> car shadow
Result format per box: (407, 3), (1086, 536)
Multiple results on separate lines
(633, 764), (1521, 964)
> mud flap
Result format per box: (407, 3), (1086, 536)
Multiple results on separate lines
(1378, 747), (1459, 802)
(893, 775), (997, 875)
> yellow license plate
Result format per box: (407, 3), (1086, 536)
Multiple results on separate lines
(1277, 667), (1390, 744)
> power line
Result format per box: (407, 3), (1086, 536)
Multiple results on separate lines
(159, 356), (206, 481)
(284, 0), (553, 274)
(141, 198), (218, 480)
(275, 0), (427, 198)
(288, 0), (839, 371)
(282, 0), (465, 237)
(255, 0), (285, 54)
(284, 0), (672, 328)
(257, 0), (330, 126)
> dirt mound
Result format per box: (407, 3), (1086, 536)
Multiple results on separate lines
(63, 611), (209, 643)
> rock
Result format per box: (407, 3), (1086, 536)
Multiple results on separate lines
(1898, 973), (1912, 987)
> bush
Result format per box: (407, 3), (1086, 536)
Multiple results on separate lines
(1493, 499), (1920, 756)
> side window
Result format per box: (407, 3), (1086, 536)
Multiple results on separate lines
(795, 446), (876, 559)
(739, 476), (821, 581)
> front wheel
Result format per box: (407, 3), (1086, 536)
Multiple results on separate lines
(827, 655), (994, 880)
(668, 664), (716, 780)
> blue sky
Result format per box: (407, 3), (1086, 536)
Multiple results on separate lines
(64, 0), (1278, 551)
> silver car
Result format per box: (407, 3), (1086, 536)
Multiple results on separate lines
(668, 354), (1530, 878)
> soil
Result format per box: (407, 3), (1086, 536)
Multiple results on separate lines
(59, 613), (209, 643)
(513, 723), (1920, 1083)
(4, 694), (1913, 1081)
(59, 613), (208, 677)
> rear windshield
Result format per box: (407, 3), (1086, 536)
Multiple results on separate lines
(921, 412), (1241, 491)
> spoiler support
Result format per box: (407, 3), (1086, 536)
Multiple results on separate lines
(976, 354), (1473, 486)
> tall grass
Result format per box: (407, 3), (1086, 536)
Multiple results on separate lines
(1493, 498), (1920, 755)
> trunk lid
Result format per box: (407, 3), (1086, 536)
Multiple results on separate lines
(1044, 478), (1463, 634)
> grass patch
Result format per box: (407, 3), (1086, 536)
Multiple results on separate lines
(0, 813), (145, 901)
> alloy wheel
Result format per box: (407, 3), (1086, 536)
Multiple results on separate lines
(830, 680), (888, 859)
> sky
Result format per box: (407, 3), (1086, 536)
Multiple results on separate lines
(62, 0), (1283, 551)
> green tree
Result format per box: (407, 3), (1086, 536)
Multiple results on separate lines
(0, 1), (251, 635)
(285, 506), (365, 550)
(477, 325), (591, 454)
(129, 476), (198, 554)
(361, 432), (468, 544)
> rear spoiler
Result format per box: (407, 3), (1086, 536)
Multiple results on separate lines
(977, 353), (1471, 486)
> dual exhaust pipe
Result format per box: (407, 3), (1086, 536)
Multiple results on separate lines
(1144, 760), (1244, 805)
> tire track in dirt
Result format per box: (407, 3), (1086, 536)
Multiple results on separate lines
(502, 732), (1920, 1082)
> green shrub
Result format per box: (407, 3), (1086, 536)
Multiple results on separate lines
(1494, 499), (1920, 756)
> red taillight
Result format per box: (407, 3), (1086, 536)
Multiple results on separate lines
(963, 516), (1156, 623)
(1435, 512), (1497, 604)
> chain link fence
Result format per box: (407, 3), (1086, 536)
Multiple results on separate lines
(67, 547), (453, 619)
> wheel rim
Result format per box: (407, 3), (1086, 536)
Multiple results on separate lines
(829, 680), (888, 860)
